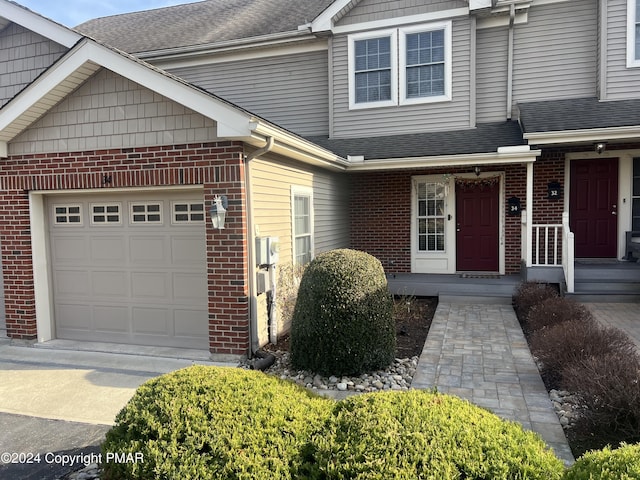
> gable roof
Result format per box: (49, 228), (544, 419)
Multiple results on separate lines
(1, 0), (81, 47)
(75, 0), (335, 55)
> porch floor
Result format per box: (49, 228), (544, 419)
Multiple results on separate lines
(387, 273), (520, 302)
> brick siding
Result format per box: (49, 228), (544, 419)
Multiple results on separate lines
(0, 142), (250, 356)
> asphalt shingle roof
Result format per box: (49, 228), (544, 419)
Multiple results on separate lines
(75, 0), (335, 54)
(305, 122), (526, 159)
(518, 97), (640, 133)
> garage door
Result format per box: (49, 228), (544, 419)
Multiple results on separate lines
(48, 190), (208, 349)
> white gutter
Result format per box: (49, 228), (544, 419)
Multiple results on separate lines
(523, 126), (640, 145)
(345, 146), (540, 171)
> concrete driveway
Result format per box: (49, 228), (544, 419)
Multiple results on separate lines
(0, 341), (234, 479)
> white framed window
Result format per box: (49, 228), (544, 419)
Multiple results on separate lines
(90, 203), (122, 225)
(291, 186), (314, 265)
(130, 202), (163, 224)
(348, 21), (451, 109)
(628, 0), (640, 67)
(53, 205), (82, 225)
(416, 181), (446, 252)
(400, 22), (452, 105)
(171, 202), (205, 224)
(349, 29), (398, 109)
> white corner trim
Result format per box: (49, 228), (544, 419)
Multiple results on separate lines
(627, 0), (640, 68)
(0, 141), (7, 158)
(0, 0), (81, 47)
(29, 192), (53, 343)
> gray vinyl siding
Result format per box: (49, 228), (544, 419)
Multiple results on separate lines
(604, 0), (640, 100)
(9, 69), (217, 155)
(0, 23), (68, 107)
(168, 50), (329, 136)
(332, 17), (471, 139)
(476, 27), (509, 123)
(336, 0), (467, 26)
(512, 0), (597, 108)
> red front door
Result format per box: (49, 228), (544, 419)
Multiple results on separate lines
(456, 181), (499, 271)
(570, 158), (618, 258)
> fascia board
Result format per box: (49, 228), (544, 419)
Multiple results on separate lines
(0, 0), (81, 48)
(523, 126), (640, 144)
(311, 0), (361, 32)
(0, 40), (254, 141)
(345, 150), (540, 171)
(331, 8), (468, 35)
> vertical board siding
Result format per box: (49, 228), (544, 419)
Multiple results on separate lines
(512, 0), (597, 106)
(332, 17), (471, 139)
(0, 23), (68, 107)
(168, 50), (330, 136)
(336, 0), (467, 26)
(476, 27), (509, 123)
(8, 69), (217, 155)
(605, 0), (640, 99)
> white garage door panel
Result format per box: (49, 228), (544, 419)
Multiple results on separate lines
(49, 191), (208, 350)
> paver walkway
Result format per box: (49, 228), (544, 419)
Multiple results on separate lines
(587, 303), (640, 349)
(412, 302), (574, 465)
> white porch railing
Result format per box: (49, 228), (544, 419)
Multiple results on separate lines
(522, 211), (575, 292)
(531, 223), (562, 266)
(561, 212), (575, 293)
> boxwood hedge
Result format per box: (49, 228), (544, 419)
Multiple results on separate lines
(290, 248), (395, 376)
(101, 366), (332, 480)
(564, 443), (640, 480)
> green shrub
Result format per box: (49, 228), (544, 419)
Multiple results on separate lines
(513, 282), (559, 331)
(290, 248), (395, 376)
(564, 443), (640, 480)
(101, 366), (332, 480)
(526, 297), (594, 333)
(304, 390), (564, 480)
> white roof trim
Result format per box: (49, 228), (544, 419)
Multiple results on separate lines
(345, 149), (540, 171)
(332, 8), (468, 35)
(523, 126), (640, 145)
(0, 0), (81, 47)
(311, 0), (362, 32)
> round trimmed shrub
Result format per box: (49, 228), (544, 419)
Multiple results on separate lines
(290, 249), (395, 376)
(101, 366), (332, 480)
(526, 297), (594, 333)
(304, 390), (564, 479)
(564, 443), (640, 479)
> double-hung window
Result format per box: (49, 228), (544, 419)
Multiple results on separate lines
(348, 21), (451, 109)
(628, 0), (640, 67)
(292, 187), (314, 265)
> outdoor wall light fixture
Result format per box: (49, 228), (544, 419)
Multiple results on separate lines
(594, 142), (607, 154)
(474, 166), (481, 177)
(210, 195), (228, 229)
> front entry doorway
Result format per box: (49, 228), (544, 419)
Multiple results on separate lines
(570, 158), (618, 258)
(455, 180), (500, 271)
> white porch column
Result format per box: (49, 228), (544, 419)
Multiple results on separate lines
(525, 161), (534, 267)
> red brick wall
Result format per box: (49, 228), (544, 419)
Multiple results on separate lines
(350, 164), (528, 275)
(0, 142), (250, 356)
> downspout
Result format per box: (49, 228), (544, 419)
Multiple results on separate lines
(244, 136), (275, 355)
(506, 3), (515, 120)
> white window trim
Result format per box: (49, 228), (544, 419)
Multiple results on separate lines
(170, 201), (205, 225)
(628, 0), (640, 68)
(90, 202), (122, 226)
(291, 186), (314, 265)
(348, 21), (452, 110)
(53, 204), (83, 226)
(129, 201), (163, 225)
(348, 28), (398, 110)
(399, 21), (452, 105)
